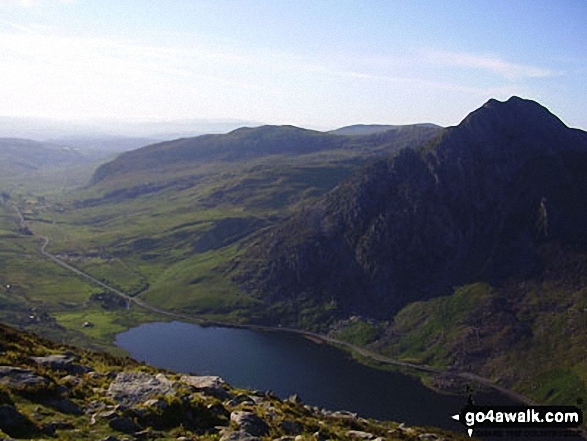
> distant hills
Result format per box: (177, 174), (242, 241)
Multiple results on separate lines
(0, 138), (86, 169)
(233, 97), (587, 321)
(0, 138), (113, 191)
(47, 136), (159, 154)
(329, 123), (441, 136)
(0, 115), (261, 140)
(227, 97), (587, 404)
(89, 123), (441, 189)
(6, 117), (441, 339)
(5, 97), (587, 407)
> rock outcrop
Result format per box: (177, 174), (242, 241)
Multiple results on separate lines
(107, 371), (175, 405)
(0, 366), (50, 390)
(0, 322), (467, 440)
(234, 97), (587, 322)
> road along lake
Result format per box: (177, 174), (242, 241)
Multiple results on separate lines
(115, 320), (516, 431)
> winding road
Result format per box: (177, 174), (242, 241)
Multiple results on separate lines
(12, 203), (538, 407)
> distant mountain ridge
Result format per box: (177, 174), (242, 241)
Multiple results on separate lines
(233, 97), (587, 323)
(0, 138), (84, 167)
(47, 136), (158, 153)
(90, 124), (441, 187)
(329, 123), (441, 136)
(0, 137), (110, 191)
(0, 115), (261, 140)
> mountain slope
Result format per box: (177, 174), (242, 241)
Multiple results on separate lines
(13, 122), (440, 326)
(233, 97), (587, 323)
(329, 123), (441, 136)
(0, 322), (467, 440)
(0, 138), (86, 170)
(90, 124), (441, 189)
(0, 138), (106, 193)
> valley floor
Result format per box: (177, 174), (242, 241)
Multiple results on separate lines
(7, 200), (535, 409)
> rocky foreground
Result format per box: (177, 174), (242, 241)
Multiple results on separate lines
(0, 323), (469, 440)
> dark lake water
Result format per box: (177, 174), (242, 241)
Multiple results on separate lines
(115, 321), (515, 432)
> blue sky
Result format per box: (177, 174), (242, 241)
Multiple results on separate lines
(0, 0), (585, 130)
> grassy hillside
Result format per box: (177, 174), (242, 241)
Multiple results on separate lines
(1, 124), (439, 326)
(0, 123), (441, 367)
(0, 322), (469, 440)
(0, 138), (109, 194)
(89, 124), (439, 188)
(329, 123), (441, 136)
(0, 200), (164, 353)
(326, 242), (587, 408)
(3, 102), (585, 416)
(376, 243), (587, 406)
(232, 98), (587, 407)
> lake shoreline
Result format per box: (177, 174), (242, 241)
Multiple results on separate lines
(190, 318), (536, 406)
(115, 320), (501, 430)
(22, 206), (533, 408)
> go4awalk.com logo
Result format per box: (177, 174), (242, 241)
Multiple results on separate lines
(451, 405), (583, 438)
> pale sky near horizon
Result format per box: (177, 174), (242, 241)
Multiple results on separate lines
(0, 0), (586, 130)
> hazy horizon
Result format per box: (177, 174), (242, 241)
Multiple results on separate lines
(1, 1), (585, 131)
(0, 113), (447, 141)
(0, 114), (267, 141)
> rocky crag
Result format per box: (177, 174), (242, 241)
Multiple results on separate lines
(234, 97), (587, 324)
(0, 323), (466, 440)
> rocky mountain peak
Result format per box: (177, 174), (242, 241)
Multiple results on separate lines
(450, 96), (567, 145)
(233, 98), (587, 323)
(429, 97), (577, 170)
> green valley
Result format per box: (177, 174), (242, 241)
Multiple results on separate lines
(0, 124), (440, 347)
(2, 98), (587, 417)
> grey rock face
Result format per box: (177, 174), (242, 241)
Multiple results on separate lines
(180, 374), (231, 399)
(220, 429), (261, 441)
(108, 372), (174, 405)
(235, 97), (587, 321)
(31, 354), (74, 369)
(180, 374), (224, 389)
(230, 411), (269, 437)
(323, 410), (357, 421)
(346, 429), (375, 439)
(30, 354), (92, 374)
(0, 366), (49, 389)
